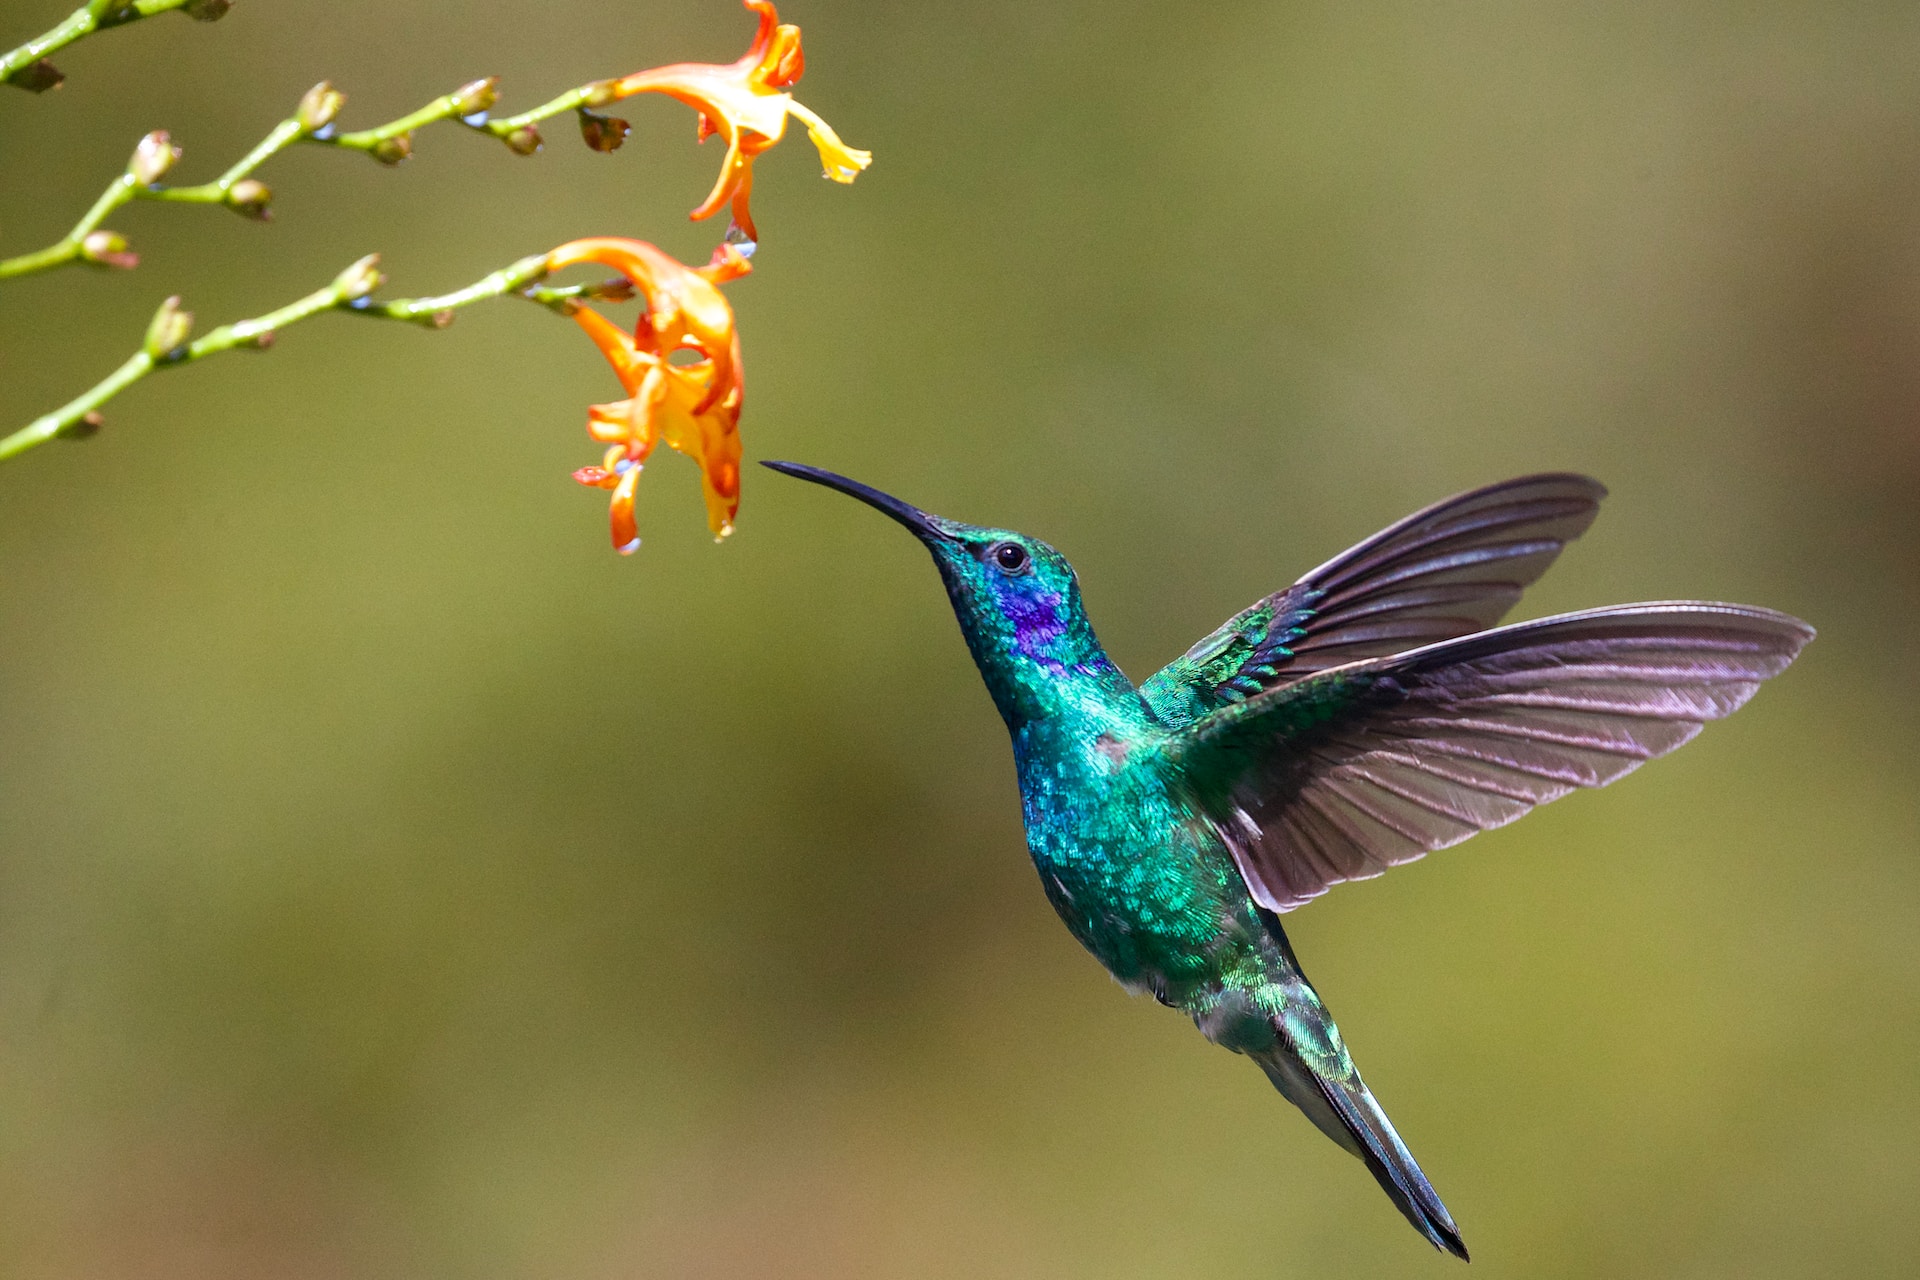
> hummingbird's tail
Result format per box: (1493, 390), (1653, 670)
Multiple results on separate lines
(1225, 915), (1467, 1259)
(1252, 1038), (1468, 1260)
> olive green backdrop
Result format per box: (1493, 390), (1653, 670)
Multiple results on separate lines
(2, 2), (1915, 1276)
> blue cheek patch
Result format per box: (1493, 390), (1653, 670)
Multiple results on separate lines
(1003, 584), (1068, 669)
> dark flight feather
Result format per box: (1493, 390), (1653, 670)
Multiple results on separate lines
(1141, 474), (1607, 727)
(1172, 603), (1814, 913)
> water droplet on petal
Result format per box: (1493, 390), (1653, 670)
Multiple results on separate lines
(617, 537), (642, 555)
(461, 111), (490, 127)
(722, 222), (757, 258)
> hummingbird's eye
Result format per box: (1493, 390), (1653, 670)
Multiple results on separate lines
(989, 541), (1031, 574)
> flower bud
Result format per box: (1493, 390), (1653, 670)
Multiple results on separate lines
(577, 110), (630, 153)
(501, 125), (542, 156)
(57, 412), (105, 440)
(128, 130), (180, 186)
(224, 178), (272, 220)
(370, 134), (412, 165)
(181, 0), (232, 20)
(79, 230), (138, 270)
(144, 296), (193, 360)
(449, 76), (499, 117)
(297, 81), (345, 133)
(331, 254), (383, 301)
(6, 59), (64, 93)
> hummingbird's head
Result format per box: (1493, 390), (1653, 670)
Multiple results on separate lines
(764, 461), (1125, 726)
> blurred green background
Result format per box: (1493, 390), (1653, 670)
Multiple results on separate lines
(2, 1), (1916, 1276)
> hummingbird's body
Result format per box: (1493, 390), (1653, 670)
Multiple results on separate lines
(767, 461), (1814, 1260)
(1016, 690), (1250, 1005)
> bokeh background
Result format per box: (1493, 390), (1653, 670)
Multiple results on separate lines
(2, 1), (1916, 1276)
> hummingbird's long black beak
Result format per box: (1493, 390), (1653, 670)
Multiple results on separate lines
(761, 461), (958, 543)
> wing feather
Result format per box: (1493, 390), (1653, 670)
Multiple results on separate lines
(1173, 603), (1814, 912)
(1141, 475), (1607, 726)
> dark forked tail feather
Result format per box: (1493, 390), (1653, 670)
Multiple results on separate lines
(1254, 1037), (1469, 1260)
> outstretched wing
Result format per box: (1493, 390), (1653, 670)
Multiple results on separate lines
(1171, 603), (1814, 913)
(1140, 474), (1607, 728)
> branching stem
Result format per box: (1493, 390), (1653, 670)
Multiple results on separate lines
(2, 1), (221, 93)
(0, 70), (628, 281)
(0, 252), (625, 463)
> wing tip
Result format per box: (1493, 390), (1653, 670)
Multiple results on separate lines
(1588, 601), (1816, 655)
(1508, 470), (1608, 501)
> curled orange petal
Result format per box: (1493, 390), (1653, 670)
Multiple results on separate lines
(610, 464), (642, 554)
(604, 0), (868, 239)
(546, 236), (751, 548)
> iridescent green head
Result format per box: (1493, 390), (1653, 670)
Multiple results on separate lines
(764, 461), (1124, 726)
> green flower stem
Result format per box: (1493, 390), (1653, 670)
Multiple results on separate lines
(0, 171), (137, 278)
(479, 80), (617, 136)
(155, 117), (303, 200)
(0, 226), (107, 278)
(0, 251), (602, 464)
(2, 1), (213, 91)
(0, 119), (300, 281)
(323, 86), (490, 154)
(344, 253), (564, 325)
(322, 75), (620, 152)
(1, 71), (625, 281)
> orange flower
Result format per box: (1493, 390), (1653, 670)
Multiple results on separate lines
(546, 236), (752, 552)
(609, 0), (871, 243)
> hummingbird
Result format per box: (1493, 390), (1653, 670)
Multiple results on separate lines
(764, 461), (1812, 1259)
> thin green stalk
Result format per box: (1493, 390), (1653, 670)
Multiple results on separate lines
(0, 118), (292, 280)
(0, 236), (96, 278)
(345, 253), (574, 325)
(153, 118), (302, 201)
(2, 0), (226, 92)
(0, 171), (140, 279)
(0, 251), (627, 464)
(313, 72), (621, 157)
(0, 70), (630, 282)
(321, 78), (502, 160)
(481, 79), (620, 134)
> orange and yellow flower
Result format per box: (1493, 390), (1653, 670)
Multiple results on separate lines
(547, 236), (752, 552)
(608, 0), (871, 243)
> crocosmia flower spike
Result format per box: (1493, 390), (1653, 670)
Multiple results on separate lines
(609, 0), (871, 243)
(546, 237), (751, 552)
